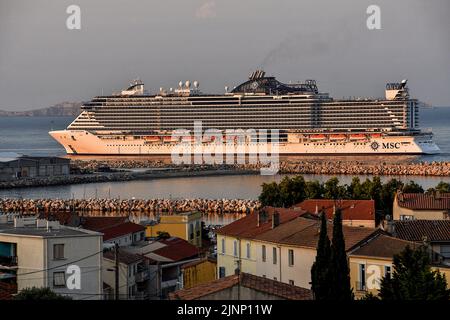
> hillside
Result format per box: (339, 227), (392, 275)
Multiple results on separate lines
(0, 102), (82, 117)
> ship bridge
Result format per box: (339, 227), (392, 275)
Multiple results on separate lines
(231, 70), (319, 95)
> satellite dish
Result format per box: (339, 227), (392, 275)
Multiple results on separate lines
(185, 80), (191, 88)
(178, 81), (183, 88)
(193, 81), (199, 88)
(225, 86), (229, 93)
(159, 87), (163, 92)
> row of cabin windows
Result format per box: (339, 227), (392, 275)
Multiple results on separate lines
(221, 240), (294, 267)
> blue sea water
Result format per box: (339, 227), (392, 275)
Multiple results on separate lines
(0, 107), (449, 160)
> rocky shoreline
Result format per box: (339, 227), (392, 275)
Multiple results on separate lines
(1, 159), (450, 190)
(0, 198), (261, 215)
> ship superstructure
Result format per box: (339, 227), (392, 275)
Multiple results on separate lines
(50, 71), (440, 155)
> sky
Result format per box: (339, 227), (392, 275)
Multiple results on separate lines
(0, 0), (449, 110)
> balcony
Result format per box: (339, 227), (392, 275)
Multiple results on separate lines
(0, 256), (18, 268)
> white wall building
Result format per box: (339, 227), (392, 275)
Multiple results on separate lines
(0, 215), (103, 300)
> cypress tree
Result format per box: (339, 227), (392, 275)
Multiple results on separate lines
(311, 210), (332, 300)
(330, 208), (354, 300)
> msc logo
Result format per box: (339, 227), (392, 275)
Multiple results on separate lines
(370, 142), (379, 150)
(382, 142), (401, 149)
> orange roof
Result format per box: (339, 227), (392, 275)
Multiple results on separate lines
(169, 273), (312, 300)
(294, 199), (375, 221)
(396, 192), (450, 210)
(255, 217), (378, 251)
(152, 237), (199, 262)
(216, 207), (303, 239)
(99, 222), (145, 241)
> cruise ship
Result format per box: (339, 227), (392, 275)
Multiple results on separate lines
(50, 70), (440, 155)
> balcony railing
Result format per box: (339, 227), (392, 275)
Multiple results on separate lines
(0, 256), (18, 267)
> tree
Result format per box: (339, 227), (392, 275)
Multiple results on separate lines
(311, 211), (332, 300)
(304, 180), (323, 199)
(323, 177), (348, 199)
(259, 182), (282, 207)
(329, 208), (354, 300)
(402, 180), (424, 193)
(379, 245), (450, 300)
(427, 181), (450, 194)
(14, 287), (72, 300)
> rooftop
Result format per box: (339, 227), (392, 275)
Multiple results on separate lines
(0, 217), (101, 238)
(392, 220), (450, 242)
(350, 233), (418, 259)
(294, 199), (375, 221)
(103, 250), (143, 265)
(396, 192), (450, 210)
(169, 272), (312, 300)
(255, 216), (378, 251)
(216, 207), (303, 239)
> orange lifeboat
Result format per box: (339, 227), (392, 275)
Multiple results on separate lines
(163, 136), (178, 143)
(371, 133), (382, 138)
(329, 134), (346, 140)
(310, 134), (326, 141)
(349, 134), (366, 140)
(144, 136), (160, 142)
(182, 136), (195, 142)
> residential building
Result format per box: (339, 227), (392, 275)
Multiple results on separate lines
(252, 216), (378, 288)
(102, 250), (150, 300)
(181, 257), (217, 289)
(388, 219), (450, 265)
(348, 233), (450, 299)
(79, 217), (146, 246)
(0, 153), (70, 181)
(144, 211), (202, 247)
(294, 199), (376, 227)
(125, 237), (201, 299)
(169, 272), (312, 300)
(393, 192), (450, 220)
(216, 207), (303, 279)
(0, 215), (102, 299)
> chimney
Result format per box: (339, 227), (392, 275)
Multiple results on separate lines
(272, 211), (280, 229)
(333, 205), (336, 215)
(257, 210), (260, 227)
(315, 203), (318, 215)
(385, 215), (395, 235)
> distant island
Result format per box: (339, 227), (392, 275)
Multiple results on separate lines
(0, 102), (82, 117)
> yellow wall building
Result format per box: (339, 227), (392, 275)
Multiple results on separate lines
(349, 233), (450, 299)
(145, 211), (202, 247)
(393, 192), (450, 221)
(181, 258), (217, 289)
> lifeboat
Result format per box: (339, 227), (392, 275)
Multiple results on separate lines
(329, 134), (346, 140)
(310, 134), (326, 141)
(202, 136), (216, 143)
(371, 133), (382, 138)
(144, 136), (160, 142)
(163, 136), (178, 143)
(349, 134), (366, 140)
(182, 136), (195, 142)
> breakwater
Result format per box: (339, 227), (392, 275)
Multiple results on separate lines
(0, 198), (261, 215)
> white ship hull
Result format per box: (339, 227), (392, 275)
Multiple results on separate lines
(49, 130), (440, 155)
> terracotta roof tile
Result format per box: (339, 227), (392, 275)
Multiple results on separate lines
(152, 237), (199, 262)
(216, 207), (303, 239)
(169, 272), (312, 300)
(396, 193), (450, 210)
(99, 222), (145, 241)
(80, 217), (129, 231)
(350, 234), (418, 259)
(256, 217), (378, 251)
(294, 199), (375, 221)
(393, 220), (450, 242)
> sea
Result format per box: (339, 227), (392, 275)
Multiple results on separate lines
(0, 107), (450, 200)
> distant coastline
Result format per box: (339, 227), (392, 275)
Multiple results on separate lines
(0, 102), (81, 117)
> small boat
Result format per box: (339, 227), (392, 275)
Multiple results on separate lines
(310, 134), (326, 140)
(349, 134), (366, 140)
(371, 133), (382, 138)
(163, 136), (178, 143)
(144, 136), (160, 142)
(329, 134), (346, 140)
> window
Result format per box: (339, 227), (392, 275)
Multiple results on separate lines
(53, 271), (66, 287)
(359, 264), (366, 291)
(246, 243), (251, 259)
(273, 247), (277, 264)
(288, 249), (294, 266)
(441, 245), (450, 259)
(221, 238), (225, 254)
(219, 267), (226, 278)
(233, 241), (238, 257)
(262, 245), (266, 262)
(53, 244), (65, 260)
(384, 266), (391, 279)
(189, 224), (194, 240)
(289, 280), (294, 286)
